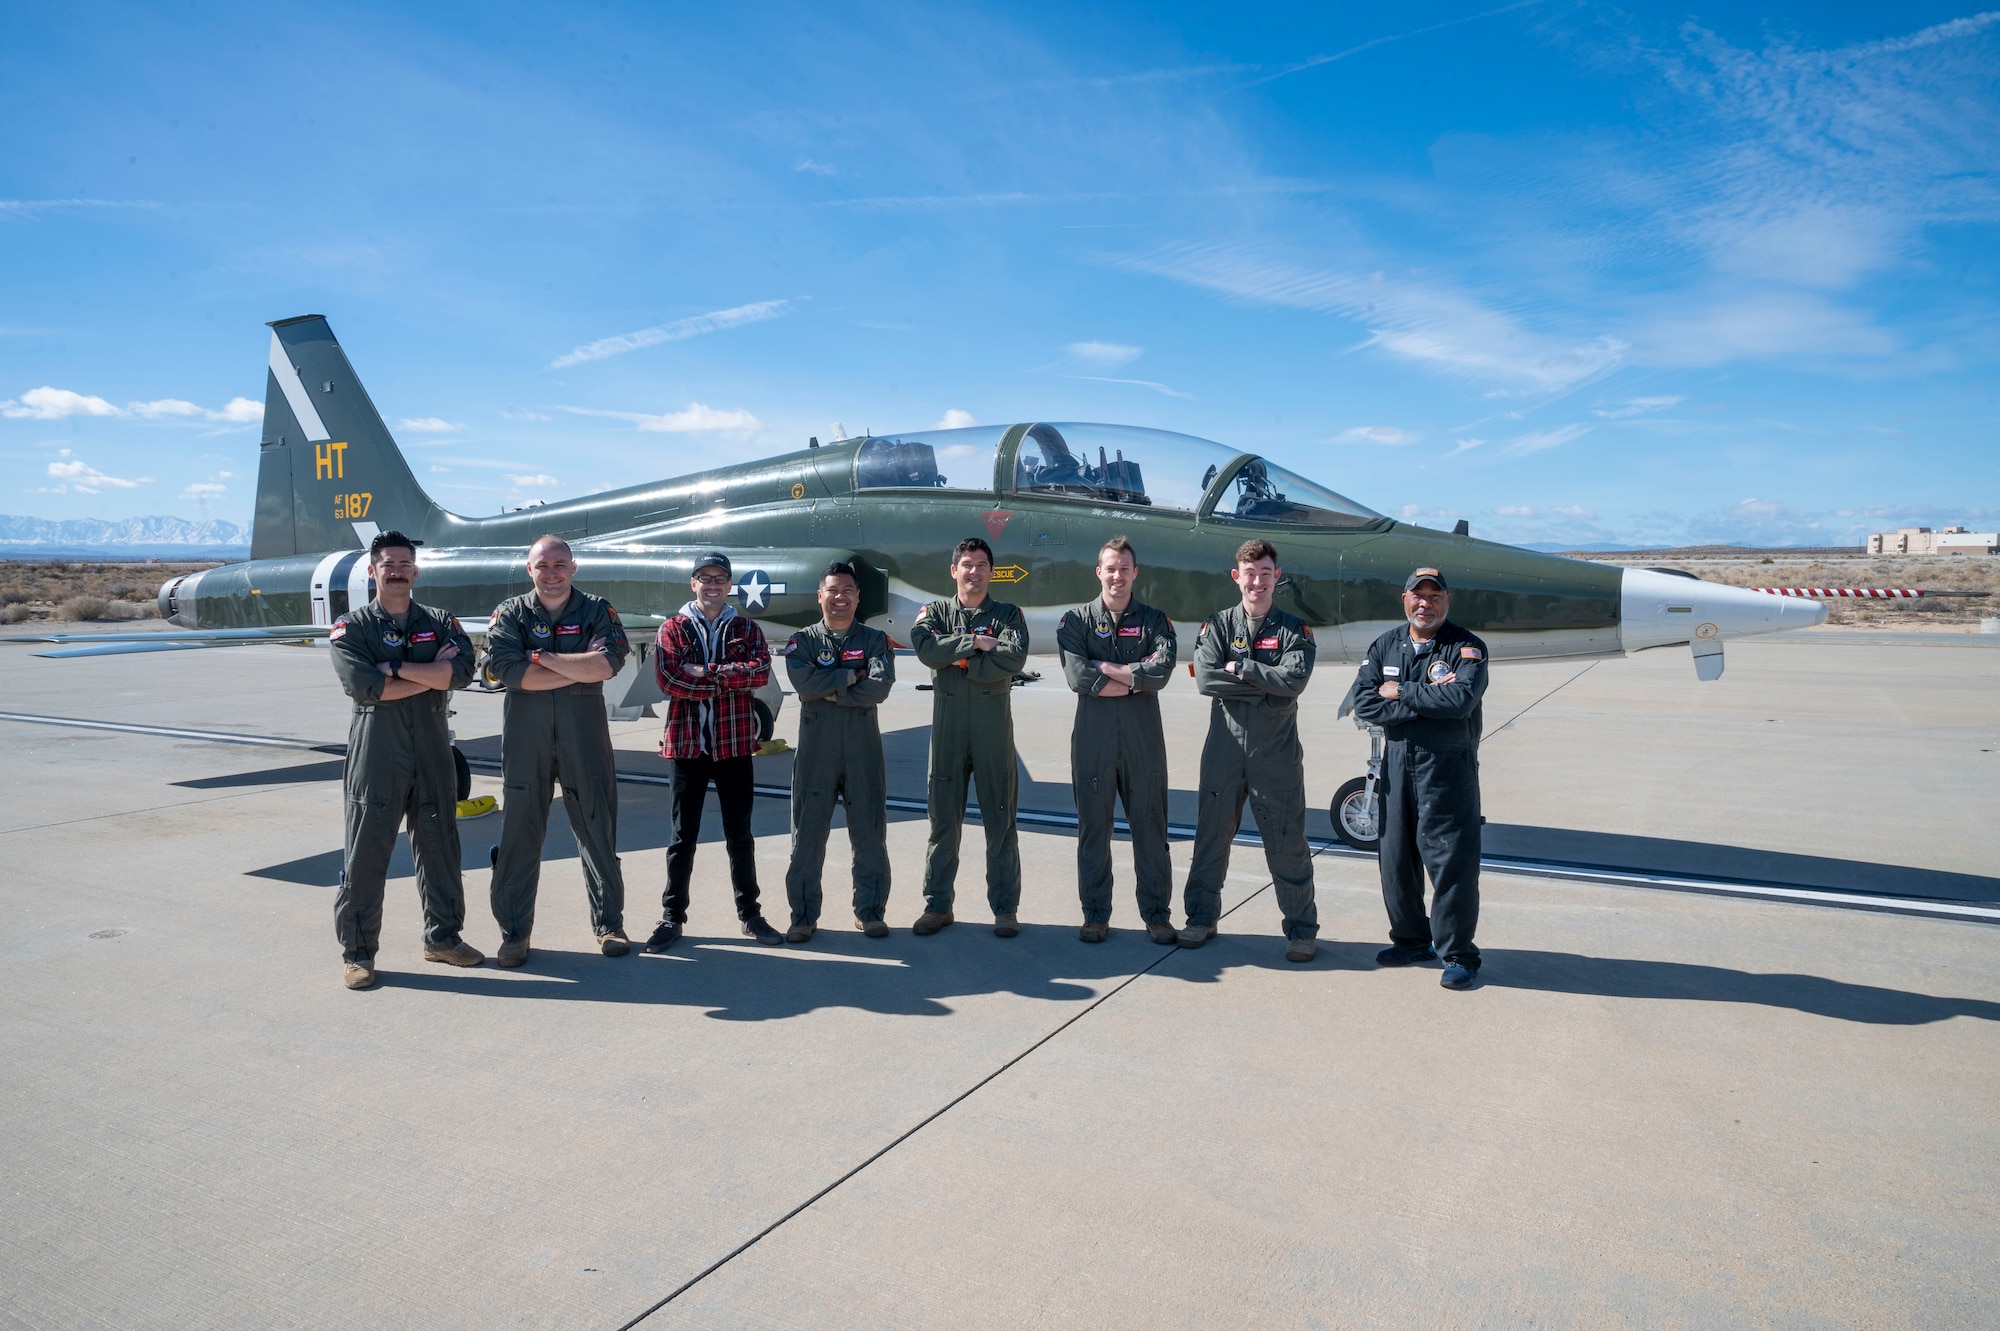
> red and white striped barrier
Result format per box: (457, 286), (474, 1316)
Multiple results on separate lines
(1753, 587), (1925, 599)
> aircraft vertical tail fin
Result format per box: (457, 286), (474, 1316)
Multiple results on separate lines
(251, 315), (451, 558)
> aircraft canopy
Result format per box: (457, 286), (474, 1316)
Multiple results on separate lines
(852, 422), (1384, 528)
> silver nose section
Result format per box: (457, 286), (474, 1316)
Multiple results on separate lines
(1619, 567), (1826, 654)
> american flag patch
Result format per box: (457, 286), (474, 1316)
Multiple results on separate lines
(841, 648), (866, 662)
(411, 630), (436, 643)
(1460, 645), (1483, 660)
(1256, 635), (1281, 650)
(1117, 625), (1143, 637)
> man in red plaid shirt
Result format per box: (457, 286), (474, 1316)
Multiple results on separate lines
(643, 552), (784, 951)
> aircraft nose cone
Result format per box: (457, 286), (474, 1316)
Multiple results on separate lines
(1618, 567), (1825, 653)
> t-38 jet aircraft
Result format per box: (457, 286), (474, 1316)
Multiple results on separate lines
(33, 314), (1827, 846)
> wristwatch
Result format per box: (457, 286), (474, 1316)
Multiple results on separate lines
(389, 659), (401, 678)
(532, 650), (543, 665)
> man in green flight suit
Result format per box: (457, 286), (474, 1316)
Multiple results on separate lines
(781, 561), (897, 943)
(910, 536), (1029, 937)
(1179, 538), (1322, 963)
(328, 530), (482, 990)
(482, 535), (633, 968)
(1056, 535), (1179, 944)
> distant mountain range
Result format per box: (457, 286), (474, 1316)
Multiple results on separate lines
(0, 514), (250, 556)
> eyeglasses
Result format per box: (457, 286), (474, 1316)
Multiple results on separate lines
(694, 574), (732, 587)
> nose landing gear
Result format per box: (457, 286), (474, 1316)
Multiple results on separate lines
(1329, 724), (1385, 853)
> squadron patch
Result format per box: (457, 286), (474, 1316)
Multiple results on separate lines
(1230, 635), (1248, 653)
(1427, 658), (1454, 683)
(381, 629), (403, 647)
(530, 621), (552, 640)
(1459, 645), (1483, 661)
(1094, 618), (1113, 638)
(329, 622), (346, 641)
(785, 633), (800, 652)
(815, 647), (838, 667)
(1302, 625), (1314, 641)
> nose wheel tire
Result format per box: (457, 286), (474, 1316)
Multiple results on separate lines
(1330, 776), (1382, 853)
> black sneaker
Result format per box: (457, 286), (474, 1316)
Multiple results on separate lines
(1440, 960), (1480, 990)
(743, 915), (784, 947)
(644, 919), (683, 953)
(1375, 943), (1438, 967)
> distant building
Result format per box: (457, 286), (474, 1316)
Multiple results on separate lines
(1868, 525), (1998, 556)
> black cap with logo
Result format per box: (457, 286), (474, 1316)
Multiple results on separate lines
(1403, 566), (1450, 593)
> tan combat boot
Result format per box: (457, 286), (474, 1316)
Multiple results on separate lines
(496, 939), (530, 968)
(423, 940), (485, 967)
(343, 961), (376, 990)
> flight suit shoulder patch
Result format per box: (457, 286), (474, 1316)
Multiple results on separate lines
(1459, 645), (1483, 660)
(329, 621), (347, 641)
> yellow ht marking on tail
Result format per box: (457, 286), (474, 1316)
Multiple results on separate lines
(314, 440), (349, 480)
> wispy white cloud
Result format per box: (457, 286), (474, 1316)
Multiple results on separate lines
(507, 474), (560, 489)
(932, 409), (978, 429)
(5, 387), (122, 419)
(1113, 242), (1625, 392)
(3, 386), (261, 422)
(1243, 1), (1546, 90)
(1594, 396), (1685, 418)
(1334, 425), (1415, 445)
(563, 403), (762, 432)
(1445, 437), (1486, 457)
(551, 299), (793, 368)
(47, 448), (148, 493)
(1066, 340), (1142, 368)
(500, 408), (552, 422)
(181, 482), (227, 499)
(793, 157), (836, 176)
(397, 416), (463, 433)
(1498, 423), (1591, 457)
(1064, 374), (1194, 400)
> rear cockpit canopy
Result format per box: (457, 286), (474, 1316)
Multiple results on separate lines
(851, 421), (1384, 528)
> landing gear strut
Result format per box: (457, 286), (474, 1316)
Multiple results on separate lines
(1329, 724), (1385, 853)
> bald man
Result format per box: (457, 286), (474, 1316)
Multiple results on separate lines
(482, 536), (633, 966)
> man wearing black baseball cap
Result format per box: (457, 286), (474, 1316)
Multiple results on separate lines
(644, 551), (784, 951)
(1350, 566), (1490, 989)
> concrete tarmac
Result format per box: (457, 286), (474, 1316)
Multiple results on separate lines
(1, 629), (1996, 1329)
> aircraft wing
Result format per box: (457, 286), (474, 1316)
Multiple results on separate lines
(17, 616), (513, 659)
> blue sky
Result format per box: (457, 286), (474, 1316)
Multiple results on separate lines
(3, 0), (1996, 548)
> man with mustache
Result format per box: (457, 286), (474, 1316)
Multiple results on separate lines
(327, 530), (481, 990)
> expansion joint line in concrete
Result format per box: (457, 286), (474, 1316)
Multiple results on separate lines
(612, 857), (1316, 1329)
(1483, 660), (1599, 741)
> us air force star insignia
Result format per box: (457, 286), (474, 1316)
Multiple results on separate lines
(735, 570), (787, 611)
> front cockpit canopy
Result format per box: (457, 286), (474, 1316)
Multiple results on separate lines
(851, 422), (1384, 528)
